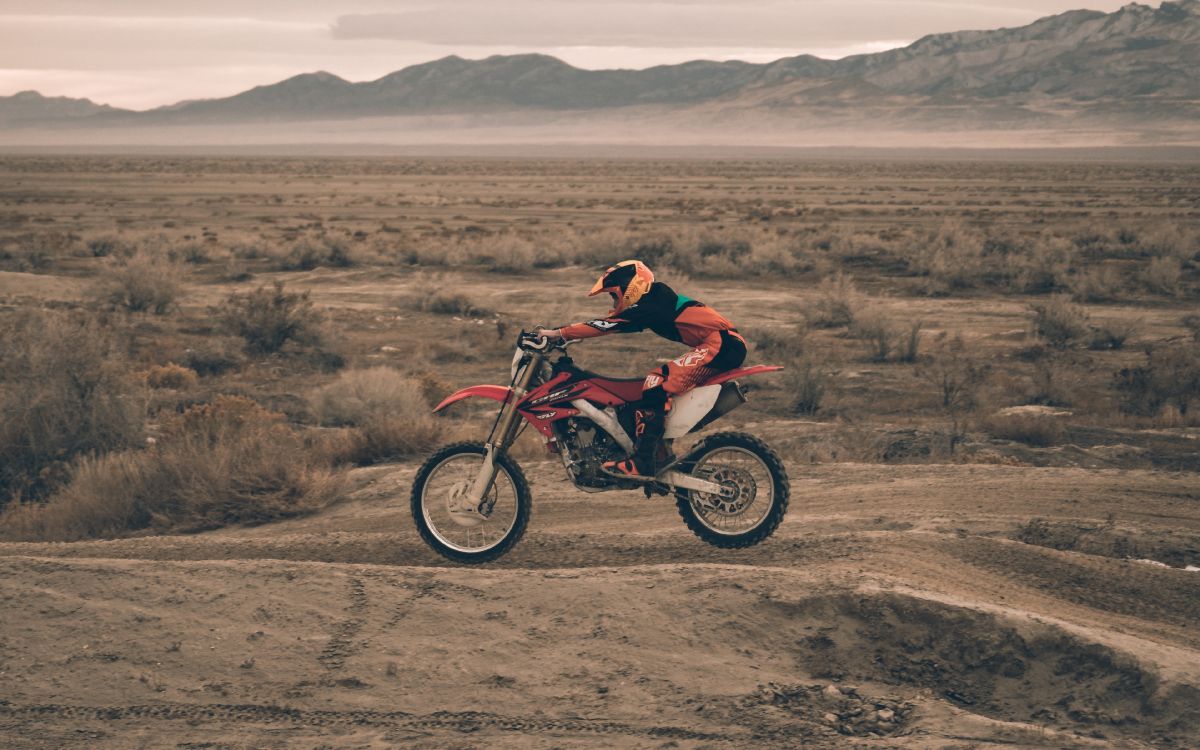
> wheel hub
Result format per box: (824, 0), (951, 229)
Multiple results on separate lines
(696, 466), (757, 515)
(445, 480), (494, 527)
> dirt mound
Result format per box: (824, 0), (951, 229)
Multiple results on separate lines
(760, 591), (1198, 746)
(1014, 518), (1200, 569)
(3, 552), (1198, 749)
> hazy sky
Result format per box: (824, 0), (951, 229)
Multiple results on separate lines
(0, 1), (1141, 109)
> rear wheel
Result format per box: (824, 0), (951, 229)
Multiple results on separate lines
(411, 442), (531, 564)
(674, 432), (789, 548)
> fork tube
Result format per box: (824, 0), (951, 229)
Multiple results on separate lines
(465, 352), (542, 509)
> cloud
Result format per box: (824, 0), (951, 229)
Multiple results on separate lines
(0, 1), (1141, 108)
(329, 1), (1061, 48)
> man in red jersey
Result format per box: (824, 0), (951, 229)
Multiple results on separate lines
(540, 260), (746, 477)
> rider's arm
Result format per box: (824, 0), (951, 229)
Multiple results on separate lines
(543, 299), (651, 342)
(555, 321), (619, 341)
(550, 315), (642, 341)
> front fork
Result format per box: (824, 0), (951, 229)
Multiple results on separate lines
(463, 352), (542, 511)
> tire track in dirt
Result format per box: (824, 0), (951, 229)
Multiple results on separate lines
(944, 536), (1200, 629)
(383, 574), (489, 627)
(317, 576), (368, 671)
(0, 532), (869, 571)
(0, 701), (733, 742)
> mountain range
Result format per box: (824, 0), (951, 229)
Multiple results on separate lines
(2, 0), (1198, 143)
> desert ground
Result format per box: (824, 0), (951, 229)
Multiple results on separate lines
(0, 155), (1198, 748)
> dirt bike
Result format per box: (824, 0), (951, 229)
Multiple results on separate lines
(411, 330), (789, 563)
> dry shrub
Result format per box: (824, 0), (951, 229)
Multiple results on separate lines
(143, 363), (199, 390)
(899, 320), (923, 364)
(1070, 264), (1125, 303)
(849, 312), (921, 364)
(850, 311), (897, 363)
(336, 416), (444, 466)
(168, 242), (213, 265)
(572, 227), (675, 269)
(1114, 344), (1200, 418)
(396, 234), (563, 273)
(86, 235), (124, 257)
(216, 281), (324, 354)
(278, 237), (356, 271)
(979, 412), (1066, 447)
(909, 221), (988, 292)
(747, 324), (808, 360)
(1141, 256), (1182, 297)
(1025, 354), (1074, 407)
(669, 227), (803, 277)
(1, 232), (73, 271)
(0, 310), (144, 505)
(0, 396), (343, 541)
(1184, 315), (1200, 343)
(805, 272), (862, 328)
(1030, 296), (1090, 349)
(1136, 224), (1197, 261)
(1076, 224), (1198, 263)
(918, 334), (988, 412)
(402, 285), (492, 317)
(1088, 322), (1135, 351)
(310, 367), (442, 464)
(183, 336), (245, 376)
(311, 367), (429, 426)
(787, 359), (828, 416)
(98, 251), (183, 314)
(474, 235), (548, 272)
(1012, 237), (1074, 294)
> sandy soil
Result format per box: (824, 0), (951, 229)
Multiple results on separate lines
(3, 461), (1198, 749)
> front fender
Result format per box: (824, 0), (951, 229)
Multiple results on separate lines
(433, 384), (513, 413)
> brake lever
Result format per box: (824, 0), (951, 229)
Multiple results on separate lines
(519, 331), (552, 352)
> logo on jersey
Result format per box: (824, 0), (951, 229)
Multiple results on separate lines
(672, 348), (710, 368)
(587, 319), (619, 331)
(643, 374), (664, 389)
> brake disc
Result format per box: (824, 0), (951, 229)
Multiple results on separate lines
(694, 466), (757, 515)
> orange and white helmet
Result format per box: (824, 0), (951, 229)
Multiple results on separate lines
(589, 260), (654, 314)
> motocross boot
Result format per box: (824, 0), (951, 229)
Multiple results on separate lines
(604, 401), (668, 477)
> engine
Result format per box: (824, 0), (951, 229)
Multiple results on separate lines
(556, 417), (627, 488)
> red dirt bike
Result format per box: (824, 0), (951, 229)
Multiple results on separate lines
(411, 331), (789, 563)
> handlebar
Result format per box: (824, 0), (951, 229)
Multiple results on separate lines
(518, 329), (575, 353)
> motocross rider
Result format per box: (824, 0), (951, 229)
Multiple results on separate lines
(538, 260), (746, 478)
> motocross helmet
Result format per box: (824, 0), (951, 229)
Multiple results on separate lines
(589, 260), (654, 315)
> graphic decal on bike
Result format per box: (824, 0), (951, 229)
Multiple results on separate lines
(527, 384), (588, 406)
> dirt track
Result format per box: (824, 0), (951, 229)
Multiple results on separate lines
(3, 462), (1199, 749)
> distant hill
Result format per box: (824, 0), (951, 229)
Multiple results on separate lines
(0, 91), (129, 126)
(2, 0), (1198, 143)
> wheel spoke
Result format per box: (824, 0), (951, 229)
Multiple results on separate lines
(420, 452), (519, 554)
(687, 447), (774, 536)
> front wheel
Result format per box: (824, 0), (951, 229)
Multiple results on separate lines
(674, 432), (789, 548)
(411, 442), (531, 564)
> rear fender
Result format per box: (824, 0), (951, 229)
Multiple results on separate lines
(702, 364), (783, 387)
